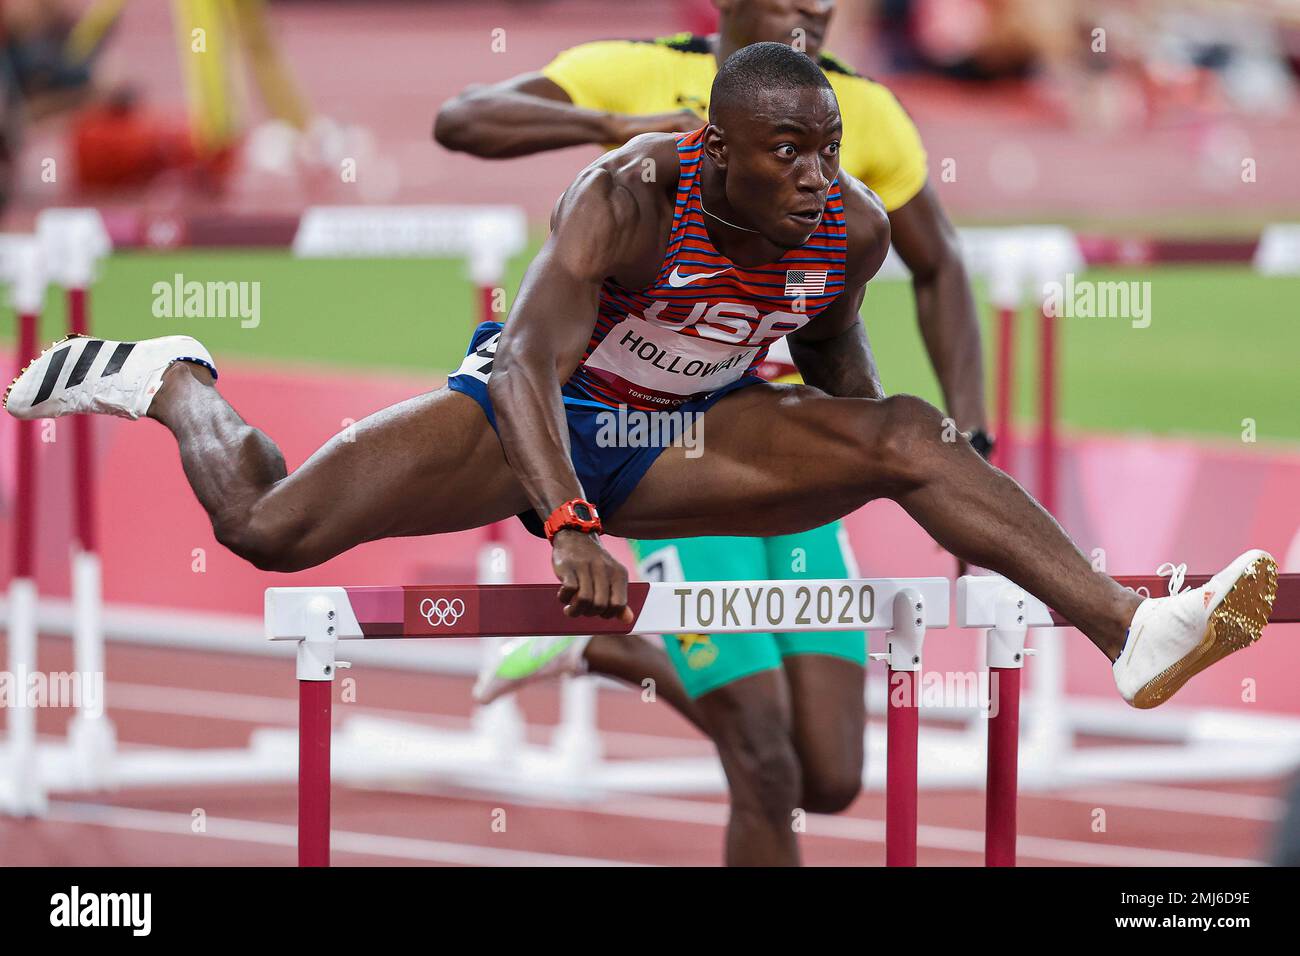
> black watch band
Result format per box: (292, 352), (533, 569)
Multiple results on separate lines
(969, 429), (996, 459)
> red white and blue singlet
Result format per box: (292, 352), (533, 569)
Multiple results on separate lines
(567, 129), (847, 409)
(448, 129), (848, 530)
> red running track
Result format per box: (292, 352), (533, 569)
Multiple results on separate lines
(0, 631), (1290, 867)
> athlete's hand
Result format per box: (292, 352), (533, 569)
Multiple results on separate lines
(551, 530), (634, 623)
(608, 109), (703, 143)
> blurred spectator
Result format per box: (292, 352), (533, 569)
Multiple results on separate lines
(4, 0), (110, 118)
(872, 0), (1299, 127)
(0, 0), (117, 212)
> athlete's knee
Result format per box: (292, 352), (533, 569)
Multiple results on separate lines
(213, 501), (314, 573)
(732, 737), (801, 824)
(711, 706), (801, 820)
(869, 394), (946, 487)
(801, 763), (863, 815)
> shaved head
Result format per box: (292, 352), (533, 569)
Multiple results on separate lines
(709, 41), (832, 127)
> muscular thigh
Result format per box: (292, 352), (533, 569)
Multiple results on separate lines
(693, 668), (793, 763)
(263, 386), (529, 547)
(693, 657), (864, 790)
(609, 383), (890, 539)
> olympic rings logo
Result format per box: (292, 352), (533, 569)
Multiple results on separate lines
(419, 597), (466, 627)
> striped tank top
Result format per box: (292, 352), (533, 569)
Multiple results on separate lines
(566, 128), (848, 410)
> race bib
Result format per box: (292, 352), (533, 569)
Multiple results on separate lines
(583, 317), (759, 404)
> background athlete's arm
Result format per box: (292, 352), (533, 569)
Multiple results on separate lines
(786, 179), (891, 399)
(889, 182), (987, 434)
(490, 156), (656, 619)
(435, 73), (697, 158)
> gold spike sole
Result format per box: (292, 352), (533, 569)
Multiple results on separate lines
(1131, 554), (1279, 709)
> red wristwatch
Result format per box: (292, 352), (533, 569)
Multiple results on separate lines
(543, 498), (603, 540)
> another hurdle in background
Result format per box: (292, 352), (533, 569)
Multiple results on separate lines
(266, 572), (1300, 867)
(0, 205), (528, 816)
(1, 212), (114, 814)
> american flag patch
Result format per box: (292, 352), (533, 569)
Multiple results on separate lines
(784, 270), (827, 296)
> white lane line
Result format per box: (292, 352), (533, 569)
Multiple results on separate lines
(40, 791), (1260, 868)
(43, 802), (647, 867)
(1042, 783), (1283, 822)
(109, 682), (298, 724)
(105, 682), (711, 757)
(92, 685), (1281, 860)
(465, 792), (1260, 867)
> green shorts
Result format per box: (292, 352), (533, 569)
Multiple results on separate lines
(628, 521), (866, 699)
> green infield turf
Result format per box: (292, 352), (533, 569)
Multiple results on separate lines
(3, 250), (1297, 443)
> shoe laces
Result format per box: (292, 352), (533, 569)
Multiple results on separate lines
(1134, 561), (1189, 599)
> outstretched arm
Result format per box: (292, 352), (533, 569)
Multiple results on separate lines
(434, 73), (698, 159)
(490, 158), (657, 619)
(491, 166), (635, 517)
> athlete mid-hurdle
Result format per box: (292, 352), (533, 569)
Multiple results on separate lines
(434, 4), (993, 868)
(7, 43), (1277, 743)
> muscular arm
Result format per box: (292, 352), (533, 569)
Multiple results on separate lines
(434, 73), (698, 159)
(435, 74), (615, 158)
(489, 168), (634, 514)
(888, 182), (987, 432)
(490, 140), (677, 619)
(490, 138), (672, 525)
(787, 179), (892, 399)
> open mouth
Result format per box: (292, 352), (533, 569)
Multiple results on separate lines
(788, 209), (823, 226)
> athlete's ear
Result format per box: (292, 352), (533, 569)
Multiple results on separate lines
(702, 124), (728, 170)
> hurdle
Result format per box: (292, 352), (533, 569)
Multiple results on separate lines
(266, 578), (954, 867)
(2, 236), (47, 814)
(0, 207), (296, 806)
(37, 209), (117, 788)
(0, 204), (532, 815)
(1, 214), (116, 814)
(268, 568), (1300, 866)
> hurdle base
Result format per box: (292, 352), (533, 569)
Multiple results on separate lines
(0, 762), (48, 817)
(65, 715), (118, 790)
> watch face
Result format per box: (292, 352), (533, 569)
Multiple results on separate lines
(572, 502), (593, 522)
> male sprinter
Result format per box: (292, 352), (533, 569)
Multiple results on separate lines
(9, 46), (1276, 868)
(436, 0), (987, 852)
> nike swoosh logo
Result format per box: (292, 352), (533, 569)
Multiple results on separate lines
(667, 265), (732, 288)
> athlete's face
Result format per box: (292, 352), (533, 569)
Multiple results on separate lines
(712, 87), (841, 249)
(715, 0), (835, 59)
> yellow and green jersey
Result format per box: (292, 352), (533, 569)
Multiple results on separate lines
(541, 32), (929, 214)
